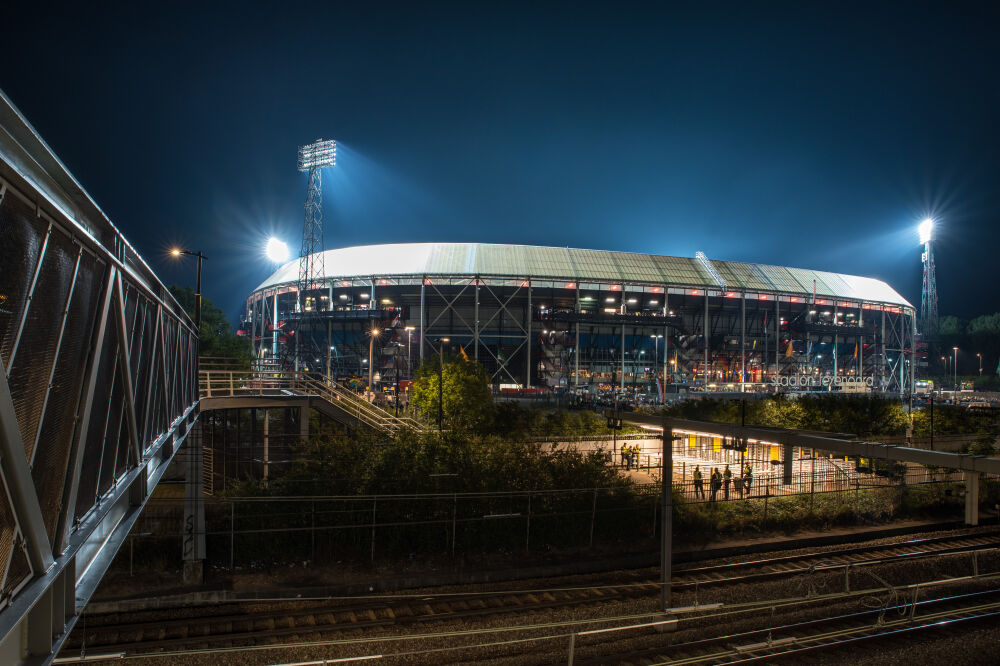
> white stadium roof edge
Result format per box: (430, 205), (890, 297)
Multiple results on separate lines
(254, 242), (912, 308)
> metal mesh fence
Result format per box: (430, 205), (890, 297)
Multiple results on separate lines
(120, 472), (979, 573)
(8, 225), (77, 461)
(74, 324), (118, 522)
(0, 192), (46, 369)
(30, 251), (103, 541)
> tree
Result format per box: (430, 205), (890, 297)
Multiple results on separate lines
(169, 285), (252, 362)
(410, 355), (493, 432)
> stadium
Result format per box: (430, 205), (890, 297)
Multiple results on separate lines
(240, 243), (916, 395)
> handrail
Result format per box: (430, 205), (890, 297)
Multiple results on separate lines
(198, 369), (428, 434)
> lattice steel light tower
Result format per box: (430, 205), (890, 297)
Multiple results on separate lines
(296, 139), (337, 311)
(918, 218), (938, 332)
(295, 139), (336, 370)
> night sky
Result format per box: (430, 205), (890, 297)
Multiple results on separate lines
(3, 2), (998, 322)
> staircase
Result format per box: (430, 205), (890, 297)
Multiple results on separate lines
(199, 365), (428, 436)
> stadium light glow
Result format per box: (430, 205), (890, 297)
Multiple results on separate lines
(297, 139), (337, 171)
(265, 237), (289, 263)
(918, 218), (934, 244)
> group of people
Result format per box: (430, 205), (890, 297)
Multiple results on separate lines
(691, 463), (755, 501)
(619, 443), (643, 471)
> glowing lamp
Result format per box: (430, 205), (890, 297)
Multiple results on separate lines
(265, 237), (289, 263)
(918, 218), (934, 244)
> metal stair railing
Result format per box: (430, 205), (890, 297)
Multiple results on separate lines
(199, 369), (428, 434)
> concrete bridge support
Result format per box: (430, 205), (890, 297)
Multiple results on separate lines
(183, 422), (206, 584)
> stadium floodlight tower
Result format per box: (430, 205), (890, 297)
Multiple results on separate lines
(918, 218), (938, 333)
(295, 138), (336, 369)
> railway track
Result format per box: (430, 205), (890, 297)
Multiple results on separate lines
(60, 530), (1000, 657)
(574, 588), (1000, 665)
(672, 530), (1000, 588)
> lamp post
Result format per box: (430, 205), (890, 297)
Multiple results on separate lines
(953, 346), (959, 392)
(405, 326), (416, 379)
(651, 334), (663, 402)
(170, 248), (206, 375)
(263, 238), (289, 365)
(170, 246), (207, 584)
(438, 338), (450, 431)
(977, 353), (983, 376)
(368, 328), (381, 400)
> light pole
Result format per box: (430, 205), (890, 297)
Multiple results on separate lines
(405, 326), (416, 379)
(368, 328), (381, 400)
(170, 248), (206, 377)
(977, 353), (983, 376)
(438, 338), (450, 432)
(651, 334), (663, 402)
(953, 346), (959, 392)
(264, 237), (289, 365)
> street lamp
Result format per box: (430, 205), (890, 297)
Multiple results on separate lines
(977, 353), (983, 376)
(368, 328), (381, 400)
(170, 248), (206, 381)
(650, 334), (663, 401)
(438, 338), (450, 431)
(405, 326), (416, 379)
(953, 346), (959, 392)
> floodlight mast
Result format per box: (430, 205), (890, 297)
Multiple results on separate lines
(919, 218), (938, 332)
(295, 138), (336, 370)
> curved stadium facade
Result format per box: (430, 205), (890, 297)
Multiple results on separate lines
(241, 243), (915, 394)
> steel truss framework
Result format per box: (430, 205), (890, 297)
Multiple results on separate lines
(243, 274), (916, 395)
(0, 94), (198, 664)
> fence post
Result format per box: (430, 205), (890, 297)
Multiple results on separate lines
(526, 493), (532, 552)
(810, 449), (816, 513)
(371, 496), (377, 562)
(230, 500), (235, 571)
(763, 490), (769, 531)
(567, 632), (576, 665)
(452, 493), (457, 557)
(589, 488), (598, 548)
(229, 371), (234, 396)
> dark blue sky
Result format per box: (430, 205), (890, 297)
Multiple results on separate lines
(3, 2), (998, 321)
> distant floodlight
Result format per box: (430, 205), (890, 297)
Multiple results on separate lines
(265, 237), (289, 263)
(918, 218), (934, 244)
(297, 139), (337, 171)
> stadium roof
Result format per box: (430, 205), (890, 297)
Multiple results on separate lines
(256, 243), (912, 307)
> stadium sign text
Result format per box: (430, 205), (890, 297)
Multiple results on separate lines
(770, 376), (874, 389)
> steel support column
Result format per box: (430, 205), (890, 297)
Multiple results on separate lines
(774, 298), (780, 380)
(526, 281), (532, 388)
(474, 279), (480, 362)
(660, 420), (673, 611)
(704, 292), (709, 386)
(740, 291), (746, 392)
(419, 280), (425, 365)
(574, 287), (580, 387)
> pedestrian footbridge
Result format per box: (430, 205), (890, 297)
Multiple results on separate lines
(0, 90), (424, 663)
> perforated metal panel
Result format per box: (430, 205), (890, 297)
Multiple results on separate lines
(0, 473), (25, 601)
(0, 193), (47, 369)
(74, 323), (118, 522)
(8, 226), (78, 464)
(30, 251), (104, 541)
